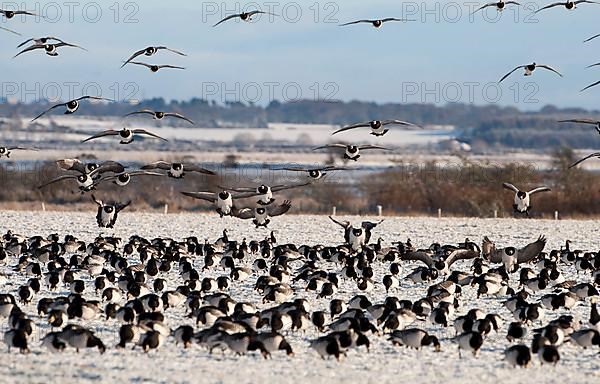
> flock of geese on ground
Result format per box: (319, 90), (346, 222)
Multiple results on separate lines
(0, 226), (599, 367)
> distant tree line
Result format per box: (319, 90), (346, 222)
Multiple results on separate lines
(1, 99), (600, 148)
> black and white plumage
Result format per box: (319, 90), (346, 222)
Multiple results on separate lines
(124, 109), (194, 124)
(81, 128), (167, 144)
(39, 161), (126, 192)
(313, 144), (391, 161)
(456, 331), (484, 358)
(472, 1), (521, 13)
(498, 63), (563, 83)
(332, 120), (420, 137)
(339, 18), (414, 28)
(401, 247), (480, 274)
(0, 9), (37, 19)
(558, 119), (600, 135)
(121, 46), (186, 68)
(483, 235), (546, 264)
(0, 146), (37, 158)
(92, 171), (164, 188)
(141, 161), (215, 178)
(220, 183), (310, 205)
(213, 10), (277, 27)
(17, 36), (65, 48)
(584, 33), (600, 43)
(328, 216), (384, 250)
(31, 96), (113, 122)
(502, 183), (551, 215)
(277, 166), (348, 180)
(233, 200), (292, 228)
(14, 41), (86, 58)
(3, 329), (29, 353)
(92, 195), (131, 229)
(535, 0), (599, 13)
(569, 152), (600, 168)
(388, 329), (441, 351)
(181, 190), (257, 217)
(127, 62), (185, 72)
(504, 344), (531, 367)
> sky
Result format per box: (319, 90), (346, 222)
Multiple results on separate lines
(1, 0), (599, 110)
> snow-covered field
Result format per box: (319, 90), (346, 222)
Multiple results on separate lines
(0, 212), (599, 384)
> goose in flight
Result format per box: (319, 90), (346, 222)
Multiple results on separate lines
(141, 161), (215, 178)
(339, 18), (414, 28)
(127, 62), (185, 73)
(482, 235), (546, 266)
(535, 0), (599, 13)
(472, 1), (521, 13)
(233, 200), (292, 228)
(276, 165), (348, 180)
(502, 183), (551, 215)
(213, 10), (277, 27)
(569, 152), (600, 168)
(499, 63), (562, 83)
(31, 96), (113, 122)
(121, 46), (186, 68)
(39, 161), (125, 192)
(181, 190), (261, 217)
(219, 182), (311, 206)
(0, 146), (37, 158)
(81, 128), (167, 144)
(14, 41), (86, 58)
(312, 144), (390, 161)
(124, 110), (194, 124)
(332, 120), (420, 137)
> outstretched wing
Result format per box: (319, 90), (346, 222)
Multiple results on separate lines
(132, 129), (168, 141)
(339, 19), (373, 26)
(121, 48), (146, 68)
(312, 144), (348, 151)
(400, 251), (435, 269)
(534, 2), (566, 13)
(271, 182), (311, 192)
(157, 47), (187, 56)
(558, 119), (599, 125)
(499, 65), (524, 83)
(91, 161), (126, 177)
(183, 164), (216, 175)
(445, 249), (480, 268)
(528, 186), (551, 195)
(517, 236), (546, 263)
(358, 145), (390, 150)
(81, 130), (119, 143)
(124, 109), (155, 117)
(213, 14), (242, 27)
(569, 152), (600, 168)
(165, 112), (194, 124)
(331, 122), (370, 135)
(581, 80), (600, 92)
(38, 175), (78, 189)
(584, 33), (600, 43)
(267, 200), (292, 217)
(232, 206), (255, 220)
(115, 201), (131, 213)
(502, 183), (519, 193)
(31, 102), (67, 122)
(91, 194), (103, 206)
(328, 216), (350, 229)
(56, 159), (86, 173)
(537, 65), (563, 77)
(181, 191), (217, 203)
(361, 220), (384, 231)
(471, 2), (498, 14)
(141, 161), (172, 171)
